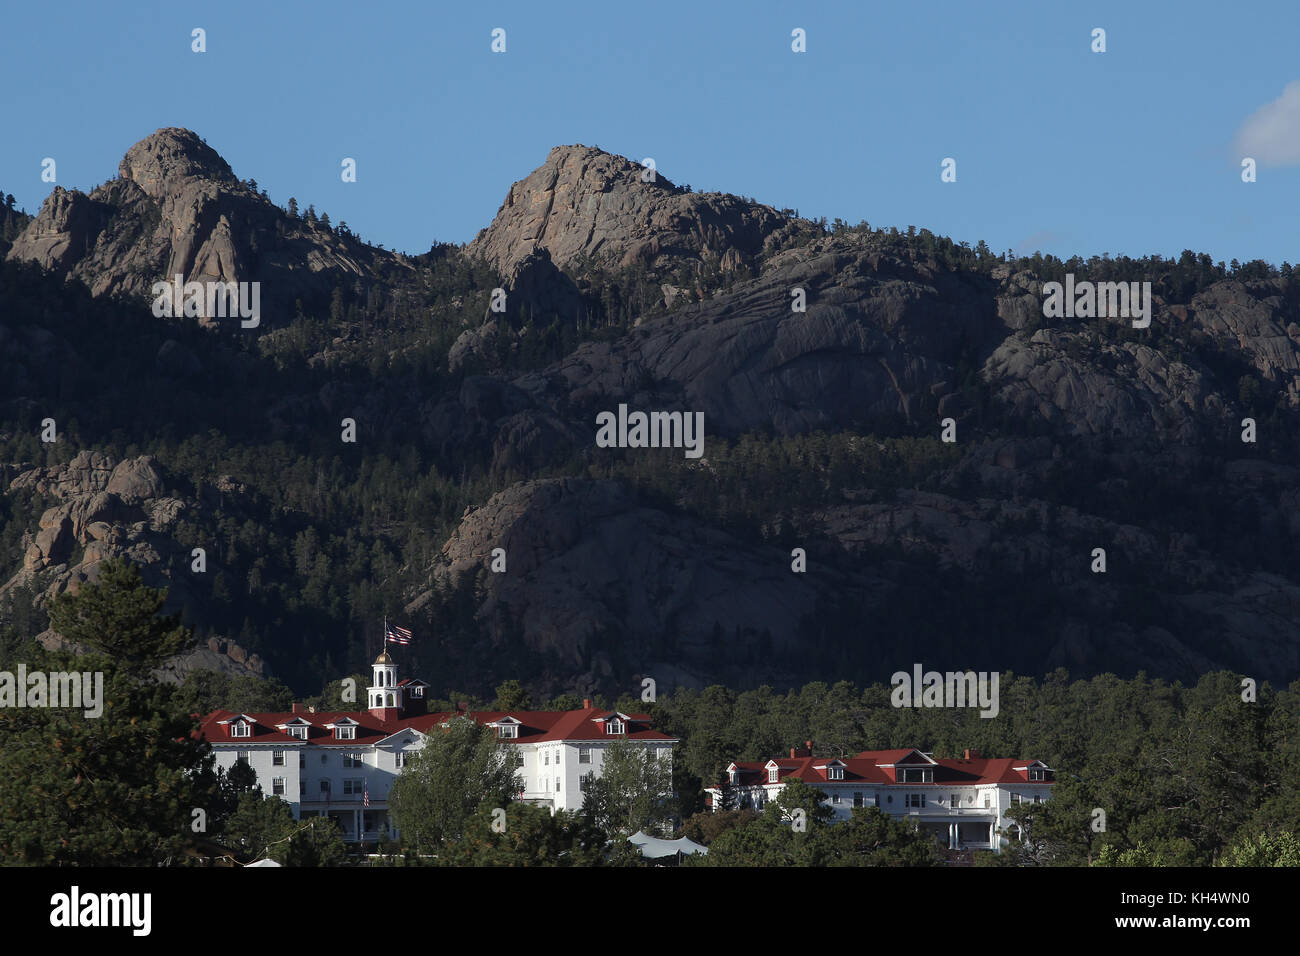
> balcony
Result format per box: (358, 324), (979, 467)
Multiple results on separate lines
(900, 804), (993, 817)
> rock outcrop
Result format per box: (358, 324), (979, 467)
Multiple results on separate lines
(2, 450), (265, 679)
(410, 478), (879, 689)
(467, 144), (797, 278)
(6, 128), (403, 322)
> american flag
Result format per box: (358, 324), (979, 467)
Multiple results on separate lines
(385, 623), (413, 645)
(363, 780), (370, 808)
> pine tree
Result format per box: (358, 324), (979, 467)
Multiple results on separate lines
(492, 679), (531, 710)
(0, 559), (218, 865)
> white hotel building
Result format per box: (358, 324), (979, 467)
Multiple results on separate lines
(706, 745), (1054, 853)
(199, 652), (677, 843)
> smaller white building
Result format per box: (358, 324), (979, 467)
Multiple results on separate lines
(706, 745), (1054, 853)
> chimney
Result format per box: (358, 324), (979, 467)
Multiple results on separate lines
(805, 739), (813, 753)
(790, 747), (797, 758)
(964, 748), (981, 760)
(457, 701), (468, 714)
(291, 702), (303, 714)
(583, 698), (591, 709)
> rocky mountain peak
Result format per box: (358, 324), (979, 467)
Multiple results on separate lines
(118, 127), (237, 199)
(467, 143), (792, 278)
(7, 127), (385, 312)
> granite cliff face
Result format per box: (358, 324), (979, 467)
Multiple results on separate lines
(1, 450), (265, 681)
(407, 477), (882, 689)
(467, 144), (798, 278)
(512, 235), (1002, 438)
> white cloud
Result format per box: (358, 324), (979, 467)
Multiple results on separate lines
(1233, 80), (1300, 167)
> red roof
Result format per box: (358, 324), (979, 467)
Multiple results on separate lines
(724, 749), (1053, 787)
(197, 706), (676, 746)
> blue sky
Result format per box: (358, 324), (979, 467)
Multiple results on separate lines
(2, 0), (1298, 265)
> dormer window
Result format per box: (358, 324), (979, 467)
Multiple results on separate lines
(728, 767), (738, 785)
(326, 718), (359, 740)
(606, 719), (625, 735)
(230, 720), (250, 738)
(827, 765), (844, 781)
(900, 768), (933, 783)
(1029, 767), (1045, 781)
(768, 766), (779, 783)
(278, 716), (311, 740)
(492, 717), (521, 740)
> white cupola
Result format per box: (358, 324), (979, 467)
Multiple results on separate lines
(368, 650), (404, 717)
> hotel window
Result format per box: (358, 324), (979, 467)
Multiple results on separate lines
(272, 750), (285, 766)
(343, 752), (363, 768)
(1029, 768), (1045, 781)
(288, 725), (307, 740)
(299, 753), (306, 769)
(230, 721), (250, 738)
(236, 751), (250, 764)
(832, 793), (841, 804)
(579, 773), (594, 792)
(951, 793), (960, 807)
(555, 777), (561, 792)
(334, 726), (355, 740)
(272, 777), (285, 795)
(906, 794), (926, 808)
(544, 751), (549, 765)
(579, 748), (592, 764)
(827, 766), (844, 781)
(395, 752), (406, 769)
(554, 750), (561, 765)
(606, 719), (625, 735)
(900, 768), (933, 783)
(320, 754), (328, 765)
(320, 780), (331, 793)
(343, 779), (364, 795)
(497, 724), (517, 739)
(1011, 793), (1022, 804)
(853, 792), (863, 807)
(1033, 794), (1042, 804)
(983, 793), (991, 808)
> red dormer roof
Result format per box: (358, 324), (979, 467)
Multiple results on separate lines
(198, 706), (676, 747)
(720, 749), (1054, 788)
